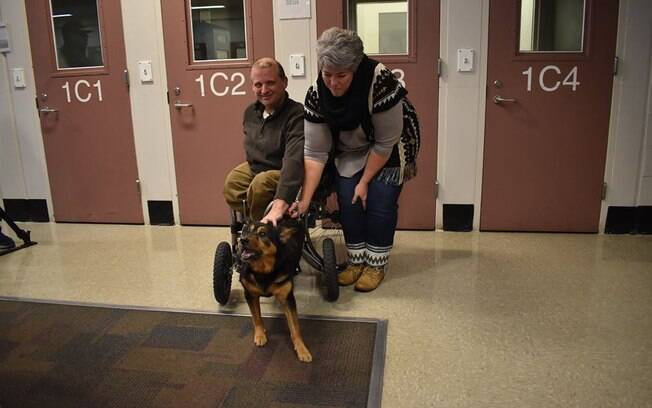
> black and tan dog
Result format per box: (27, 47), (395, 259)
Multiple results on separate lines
(238, 217), (312, 362)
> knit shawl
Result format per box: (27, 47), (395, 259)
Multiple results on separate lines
(305, 58), (420, 185)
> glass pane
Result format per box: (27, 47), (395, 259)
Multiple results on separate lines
(520, 0), (585, 52)
(191, 0), (247, 61)
(51, 0), (104, 69)
(349, 0), (408, 55)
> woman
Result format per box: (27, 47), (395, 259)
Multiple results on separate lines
(291, 27), (420, 292)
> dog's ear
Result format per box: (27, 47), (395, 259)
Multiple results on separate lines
(279, 226), (297, 244)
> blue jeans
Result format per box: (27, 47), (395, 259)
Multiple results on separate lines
(336, 170), (402, 268)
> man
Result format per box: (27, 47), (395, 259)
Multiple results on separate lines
(223, 58), (304, 225)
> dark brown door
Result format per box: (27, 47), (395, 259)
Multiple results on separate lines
(481, 0), (619, 232)
(25, 0), (143, 223)
(316, 0), (439, 230)
(160, 0), (274, 225)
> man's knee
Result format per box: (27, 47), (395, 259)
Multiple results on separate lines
(223, 162), (252, 204)
(248, 170), (280, 195)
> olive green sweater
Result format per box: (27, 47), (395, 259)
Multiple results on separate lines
(243, 93), (304, 204)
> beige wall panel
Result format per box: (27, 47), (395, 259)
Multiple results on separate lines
(0, 0), (51, 215)
(602, 0), (652, 227)
(120, 0), (178, 224)
(437, 0), (488, 229)
(272, 0), (317, 103)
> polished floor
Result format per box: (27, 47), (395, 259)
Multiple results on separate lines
(1, 222), (651, 407)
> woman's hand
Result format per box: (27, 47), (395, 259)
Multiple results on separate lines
(289, 199), (310, 218)
(352, 181), (369, 210)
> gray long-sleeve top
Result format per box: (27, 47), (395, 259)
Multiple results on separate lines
(303, 102), (403, 177)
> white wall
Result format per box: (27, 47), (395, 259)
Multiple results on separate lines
(1, 0), (651, 231)
(642, 59), (652, 204)
(272, 0), (317, 103)
(0, 1), (52, 217)
(441, 0), (652, 231)
(0, 50), (25, 200)
(602, 0), (652, 225)
(120, 0), (178, 224)
(437, 0), (489, 230)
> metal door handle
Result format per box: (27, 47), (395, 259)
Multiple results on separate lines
(39, 107), (58, 113)
(493, 95), (516, 104)
(174, 101), (193, 109)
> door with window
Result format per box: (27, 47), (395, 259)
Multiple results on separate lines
(481, 0), (619, 232)
(26, 0), (142, 223)
(161, 0), (274, 225)
(316, 0), (439, 229)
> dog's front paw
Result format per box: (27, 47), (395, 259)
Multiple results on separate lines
(253, 328), (267, 346)
(295, 343), (312, 363)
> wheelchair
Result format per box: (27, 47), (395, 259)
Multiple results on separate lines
(212, 188), (346, 305)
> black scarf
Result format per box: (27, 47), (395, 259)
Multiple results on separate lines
(316, 55), (378, 133)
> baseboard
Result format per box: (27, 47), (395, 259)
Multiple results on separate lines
(2, 199), (49, 222)
(443, 204), (473, 232)
(147, 200), (174, 225)
(605, 206), (651, 234)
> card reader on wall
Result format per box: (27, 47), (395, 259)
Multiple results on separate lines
(457, 49), (474, 72)
(289, 54), (305, 77)
(138, 60), (153, 82)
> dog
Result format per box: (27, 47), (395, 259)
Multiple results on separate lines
(238, 217), (312, 362)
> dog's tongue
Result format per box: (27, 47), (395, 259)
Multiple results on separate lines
(240, 248), (255, 261)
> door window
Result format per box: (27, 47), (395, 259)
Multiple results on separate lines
(348, 0), (409, 55)
(519, 0), (585, 52)
(51, 0), (104, 69)
(190, 0), (247, 62)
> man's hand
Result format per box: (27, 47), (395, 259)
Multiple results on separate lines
(260, 199), (289, 226)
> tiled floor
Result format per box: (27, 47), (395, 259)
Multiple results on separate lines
(1, 222), (651, 407)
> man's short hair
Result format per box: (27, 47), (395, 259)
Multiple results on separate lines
(253, 58), (287, 81)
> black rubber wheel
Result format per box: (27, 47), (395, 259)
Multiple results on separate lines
(213, 241), (233, 305)
(321, 238), (339, 302)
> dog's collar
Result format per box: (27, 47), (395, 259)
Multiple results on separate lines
(241, 266), (293, 288)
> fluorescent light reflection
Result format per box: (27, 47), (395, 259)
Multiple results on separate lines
(191, 5), (225, 10)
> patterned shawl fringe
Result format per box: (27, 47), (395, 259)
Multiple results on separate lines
(377, 163), (417, 185)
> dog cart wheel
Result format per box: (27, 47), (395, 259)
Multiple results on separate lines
(213, 241), (233, 305)
(321, 238), (339, 302)
(302, 198), (343, 302)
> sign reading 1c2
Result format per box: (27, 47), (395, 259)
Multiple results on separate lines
(522, 66), (580, 92)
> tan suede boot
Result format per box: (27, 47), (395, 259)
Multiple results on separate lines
(354, 266), (385, 292)
(337, 263), (365, 286)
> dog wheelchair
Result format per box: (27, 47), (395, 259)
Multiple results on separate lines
(212, 189), (346, 305)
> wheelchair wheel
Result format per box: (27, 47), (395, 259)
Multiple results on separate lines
(302, 194), (345, 302)
(213, 241), (233, 305)
(321, 238), (339, 302)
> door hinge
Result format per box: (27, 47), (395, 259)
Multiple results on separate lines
(601, 182), (607, 200)
(436, 58), (443, 78)
(166, 91), (170, 104)
(434, 180), (439, 199)
(124, 69), (130, 89)
(136, 179), (141, 195)
(613, 56), (619, 76)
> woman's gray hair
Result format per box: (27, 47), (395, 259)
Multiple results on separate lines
(317, 27), (364, 72)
